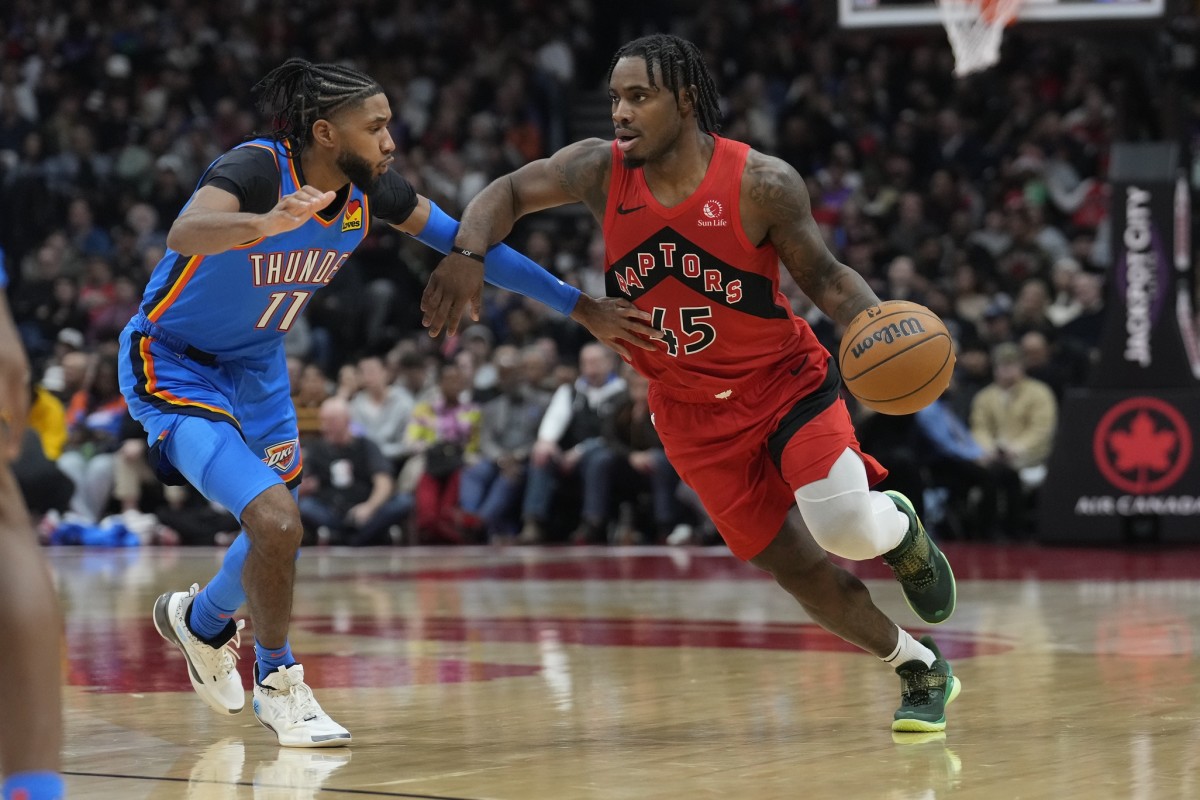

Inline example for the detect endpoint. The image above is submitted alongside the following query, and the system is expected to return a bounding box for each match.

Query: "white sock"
[882,626,935,668]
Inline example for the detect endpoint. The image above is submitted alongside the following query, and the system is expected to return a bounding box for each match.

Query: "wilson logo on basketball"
[342,199,363,232]
[848,317,928,359]
[263,439,299,472]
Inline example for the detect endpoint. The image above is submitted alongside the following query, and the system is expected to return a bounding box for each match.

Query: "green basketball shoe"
[882,490,956,624]
[893,635,962,733]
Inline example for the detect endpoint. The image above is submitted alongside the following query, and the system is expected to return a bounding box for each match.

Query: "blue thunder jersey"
[133,138,370,359]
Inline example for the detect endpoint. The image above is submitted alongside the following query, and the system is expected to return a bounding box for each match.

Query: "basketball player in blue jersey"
[0,253,65,800]
[119,58,660,747]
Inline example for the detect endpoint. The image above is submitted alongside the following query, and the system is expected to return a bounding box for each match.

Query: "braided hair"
[606,35,721,133]
[252,58,383,155]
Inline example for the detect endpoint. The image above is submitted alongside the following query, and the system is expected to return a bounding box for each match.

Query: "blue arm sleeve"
[410,201,582,317]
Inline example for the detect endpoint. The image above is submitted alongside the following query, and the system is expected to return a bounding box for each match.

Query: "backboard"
[839,0,1165,28]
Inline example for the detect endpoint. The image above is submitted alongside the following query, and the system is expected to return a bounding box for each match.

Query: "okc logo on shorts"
[263,439,299,472]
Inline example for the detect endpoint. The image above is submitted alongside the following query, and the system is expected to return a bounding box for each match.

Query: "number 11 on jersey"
[256,290,312,332]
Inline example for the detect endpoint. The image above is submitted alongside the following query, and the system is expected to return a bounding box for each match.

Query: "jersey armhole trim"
[601,140,624,252]
[730,143,763,255]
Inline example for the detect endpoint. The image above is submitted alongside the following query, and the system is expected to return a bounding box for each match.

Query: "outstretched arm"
[743,152,880,327]
[454,137,613,255]
[398,196,581,316]
[417,142,660,357]
[420,139,614,337]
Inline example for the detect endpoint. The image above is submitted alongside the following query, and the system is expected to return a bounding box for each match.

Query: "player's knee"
[241,485,303,556]
[796,493,881,561]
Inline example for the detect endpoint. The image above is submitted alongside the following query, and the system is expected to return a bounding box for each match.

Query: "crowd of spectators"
[3,0,1198,545]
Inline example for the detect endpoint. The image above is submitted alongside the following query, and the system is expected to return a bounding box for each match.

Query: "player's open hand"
[421,252,484,337]
[570,295,662,359]
[260,185,336,238]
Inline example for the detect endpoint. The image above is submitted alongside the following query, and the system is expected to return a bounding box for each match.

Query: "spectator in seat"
[298,397,395,545]
[519,342,626,545]
[402,360,481,543]
[349,355,412,467]
[458,345,550,541]
[293,362,331,443]
[914,396,1006,540]
[969,342,1058,537]
[601,366,680,544]
[57,357,128,521]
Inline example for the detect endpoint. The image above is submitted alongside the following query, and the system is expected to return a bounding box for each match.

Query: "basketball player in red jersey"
[422,34,960,732]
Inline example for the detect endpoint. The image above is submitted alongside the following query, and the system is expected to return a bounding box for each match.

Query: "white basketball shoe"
[152,583,246,715]
[253,748,352,800]
[253,664,351,748]
[187,737,245,800]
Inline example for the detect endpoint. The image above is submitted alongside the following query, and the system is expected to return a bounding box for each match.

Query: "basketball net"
[937,0,1023,77]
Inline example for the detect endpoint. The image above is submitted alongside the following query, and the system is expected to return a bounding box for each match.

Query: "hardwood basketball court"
[55,540,1200,799]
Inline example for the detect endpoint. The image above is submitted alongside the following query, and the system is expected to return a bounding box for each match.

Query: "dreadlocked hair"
[607,34,721,133]
[252,58,383,155]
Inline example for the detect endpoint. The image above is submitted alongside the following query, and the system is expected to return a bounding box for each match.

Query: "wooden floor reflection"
[52,543,1200,799]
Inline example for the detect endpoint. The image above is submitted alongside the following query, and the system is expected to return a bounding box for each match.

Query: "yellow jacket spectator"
[27,385,67,461]
[970,343,1058,472]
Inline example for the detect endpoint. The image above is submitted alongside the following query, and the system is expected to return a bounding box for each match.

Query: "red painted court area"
[66,614,1011,694]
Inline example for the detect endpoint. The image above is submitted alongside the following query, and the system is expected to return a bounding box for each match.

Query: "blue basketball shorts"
[117,322,302,520]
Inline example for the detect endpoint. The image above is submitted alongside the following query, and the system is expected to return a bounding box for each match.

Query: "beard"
[337,150,381,191]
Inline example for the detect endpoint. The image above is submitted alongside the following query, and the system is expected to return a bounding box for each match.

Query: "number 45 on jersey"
[651,306,716,357]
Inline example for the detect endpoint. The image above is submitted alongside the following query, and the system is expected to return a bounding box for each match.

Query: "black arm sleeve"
[367,170,419,225]
[199,147,281,214]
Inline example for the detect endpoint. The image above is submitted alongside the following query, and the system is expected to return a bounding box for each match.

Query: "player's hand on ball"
[837,300,955,415]
[260,185,336,237]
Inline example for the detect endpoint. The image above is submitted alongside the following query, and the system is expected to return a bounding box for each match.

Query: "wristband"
[453,247,486,264]
[410,201,582,316]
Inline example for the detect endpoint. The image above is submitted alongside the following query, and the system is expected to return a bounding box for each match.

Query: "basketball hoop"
[937,0,1023,77]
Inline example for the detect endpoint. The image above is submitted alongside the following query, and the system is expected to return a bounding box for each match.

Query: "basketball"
[837,301,955,415]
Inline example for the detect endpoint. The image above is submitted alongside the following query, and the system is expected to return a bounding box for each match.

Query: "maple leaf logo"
[1107,411,1177,473]
[1092,397,1193,495]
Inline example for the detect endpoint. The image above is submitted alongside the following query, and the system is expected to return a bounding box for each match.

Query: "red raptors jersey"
[602,135,829,400]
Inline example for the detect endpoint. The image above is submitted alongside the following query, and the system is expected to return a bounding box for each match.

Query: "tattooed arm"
[420,139,612,336]
[452,137,613,253]
[742,151,880,327]
[420,140,659,355]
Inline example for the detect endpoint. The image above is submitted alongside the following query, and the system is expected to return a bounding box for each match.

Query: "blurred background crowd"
[2,0,1198,547]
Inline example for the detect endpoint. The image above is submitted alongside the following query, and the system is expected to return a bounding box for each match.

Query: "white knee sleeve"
[794,449,908,561]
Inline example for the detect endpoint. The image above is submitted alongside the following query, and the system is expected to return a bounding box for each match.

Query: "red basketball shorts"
[648,357,887,561]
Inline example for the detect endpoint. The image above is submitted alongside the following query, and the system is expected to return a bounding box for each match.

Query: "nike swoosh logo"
[616,203,646,215]
[788,355,810,376]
